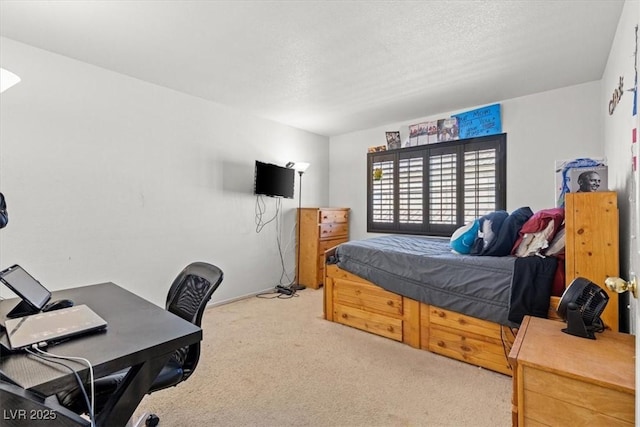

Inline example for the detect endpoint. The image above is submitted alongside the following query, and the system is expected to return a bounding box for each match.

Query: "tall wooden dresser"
[298,207,349,289]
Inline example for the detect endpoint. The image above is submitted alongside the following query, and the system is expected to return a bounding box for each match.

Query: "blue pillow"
[450,220,479,254]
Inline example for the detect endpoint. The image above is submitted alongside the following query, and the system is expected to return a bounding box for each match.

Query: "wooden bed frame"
[323,192,620,377]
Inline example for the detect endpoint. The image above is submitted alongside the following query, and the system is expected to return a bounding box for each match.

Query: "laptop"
[4,304,107,351]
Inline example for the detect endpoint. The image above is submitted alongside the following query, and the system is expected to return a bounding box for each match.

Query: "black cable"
[32,346,96,426]
[274,197,294,286]
[255,287,299,299]
[254,194,298,294]
[278,221,296,287]
[24,348,93,420]
[593,317,606,333]
[499,326,513,371]
[255,195,280,233]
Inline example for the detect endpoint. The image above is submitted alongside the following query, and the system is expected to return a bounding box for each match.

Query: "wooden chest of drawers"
[298,207,349,289]
[508,316,635,426]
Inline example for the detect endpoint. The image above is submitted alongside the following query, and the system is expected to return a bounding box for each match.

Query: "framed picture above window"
[367,133,507,236]
[385,131,401,150]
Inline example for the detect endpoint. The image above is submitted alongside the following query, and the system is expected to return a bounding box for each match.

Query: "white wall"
[602,3,640,419]
[601,0,639,335]
[0,38,330,306]
[329,82,603,240]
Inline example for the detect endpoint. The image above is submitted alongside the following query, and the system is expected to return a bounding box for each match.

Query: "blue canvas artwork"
[453,104,502,139]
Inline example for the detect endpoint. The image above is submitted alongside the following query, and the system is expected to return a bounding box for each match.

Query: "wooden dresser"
[509,316,635,426]
[298,207,349,289]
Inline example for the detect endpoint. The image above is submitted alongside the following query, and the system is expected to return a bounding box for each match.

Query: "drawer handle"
[437,311,445,318]
[387,326,394,332]
[461,345,471,352]
[341,313,348,319]
[387,300,394,306]
[437,340,445,347]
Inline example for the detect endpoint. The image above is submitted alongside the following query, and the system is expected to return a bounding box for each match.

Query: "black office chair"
[0,379,91,426]
[59,262,223,424]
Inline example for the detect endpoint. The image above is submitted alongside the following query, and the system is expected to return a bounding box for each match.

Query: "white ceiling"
[0,1,625,137]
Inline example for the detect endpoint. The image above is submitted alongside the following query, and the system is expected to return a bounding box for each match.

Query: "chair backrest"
[0,379,91,426]
[164,262,223,382]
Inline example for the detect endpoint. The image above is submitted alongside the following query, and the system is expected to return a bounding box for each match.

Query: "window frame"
[367,133,506,236]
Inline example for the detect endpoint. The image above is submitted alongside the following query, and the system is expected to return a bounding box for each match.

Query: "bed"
[323,192,620,376]
[328,235,558,326]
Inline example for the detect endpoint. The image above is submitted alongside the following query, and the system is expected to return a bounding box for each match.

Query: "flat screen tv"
[254,161,295,199]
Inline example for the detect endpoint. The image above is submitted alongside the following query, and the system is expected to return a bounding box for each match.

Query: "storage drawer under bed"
[423,306,515,375]
[332,277,405,341]
[333,278,403,316]
[334,304,403,342]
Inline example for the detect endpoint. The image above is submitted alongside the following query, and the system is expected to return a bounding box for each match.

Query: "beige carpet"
[134,289,512,426]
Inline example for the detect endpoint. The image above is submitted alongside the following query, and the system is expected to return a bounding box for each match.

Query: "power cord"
[275,285,295,296]
[500,326,514,372]
[29,344,96,427]
[254,194,300,297]
[24,347,92,420]
[256,286,299,299]
[274,197,295,286]
[255,195,281,233]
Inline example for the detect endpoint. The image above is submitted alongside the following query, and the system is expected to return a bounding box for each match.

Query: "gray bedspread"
[332,235,518,326]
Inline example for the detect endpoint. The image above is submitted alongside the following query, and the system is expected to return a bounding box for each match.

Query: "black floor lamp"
[286,161,310,291]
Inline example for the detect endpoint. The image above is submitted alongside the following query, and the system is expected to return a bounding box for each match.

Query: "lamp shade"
[293,162,310,172]
[0,68,21,93]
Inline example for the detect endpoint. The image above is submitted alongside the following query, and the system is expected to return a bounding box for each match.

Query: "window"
[370,153,395,224]
[367,133,506,236]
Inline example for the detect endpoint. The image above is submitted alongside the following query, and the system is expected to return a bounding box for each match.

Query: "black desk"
[0,282,202,427]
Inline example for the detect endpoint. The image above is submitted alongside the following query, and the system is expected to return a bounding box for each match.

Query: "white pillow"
[514,221,556,257]
[544,227,565,256]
